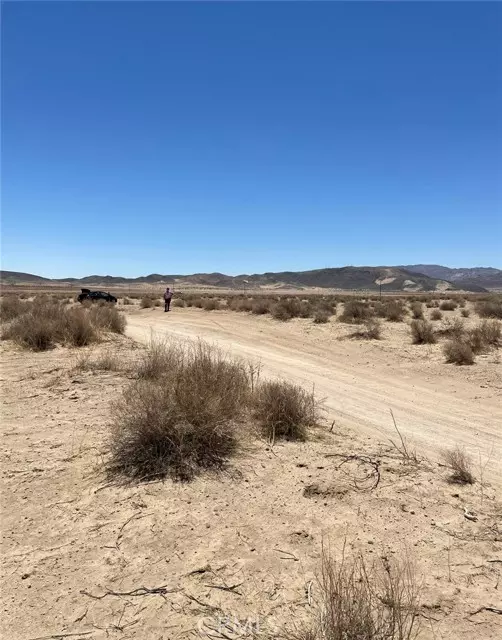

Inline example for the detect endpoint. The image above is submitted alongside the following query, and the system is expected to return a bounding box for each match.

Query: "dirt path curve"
[126,309,501,486]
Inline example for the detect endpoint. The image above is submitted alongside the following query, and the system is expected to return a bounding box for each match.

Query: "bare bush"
[460,308,470,318]
[441,446,475,484]
[410,302,424,319]
[2,312,57,351]
[443,339,475,365]
[293,549,421,640]
[313,310,330,324]
[74,349,123,372]
[440,300,457,311]
[339,301,374,324]
[122,297,132,305]
[107,342,249,481]
[89,305,126,334]
[351,319,382,340]
[430,309,442,321]
[140,297,153,309]
[475,297,502,319]
[202,298,221,311]
[384,300,406,322]
[410,320,436,345]
[172,298,186,308]
[0,296,25,321]
[468,320,501,354]
[253,380,320,442]
[251,300,271,315]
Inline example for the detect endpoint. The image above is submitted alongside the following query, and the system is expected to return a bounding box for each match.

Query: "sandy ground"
[1,308,501,640]
[126,307,502,487]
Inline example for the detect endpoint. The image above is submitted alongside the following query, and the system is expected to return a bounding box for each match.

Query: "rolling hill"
[0,266,492,292]
[402,265,502,290]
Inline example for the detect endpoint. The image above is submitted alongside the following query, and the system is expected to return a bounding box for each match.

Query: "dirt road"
[126,309,501,485]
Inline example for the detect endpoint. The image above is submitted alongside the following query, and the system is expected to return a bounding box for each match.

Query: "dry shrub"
[253,380,320,442]
[0,296,25,321]
[251,300,271,315]
[475,297,502,319]
[313,310,330,324]
[271,299,301,321]
[172,298,186,308]
[64,307,98,346]
[89,305,126,334]
[140,297,153,309]
[294,550,421,640]
[3,312,56,351]
[441,446,475,484]
[107,341,249,481]
[468,320,501,353]
[410,320,436,345]
[351,319,382,340]
[339,300,373,324]
[122,297,132,305]
[153,299,162,307]
[410,302,424,319]
[430,309,442,321]
[135,339,184,380]
[202,298,221,311]
[384,300,406,322]
[440,300,457,311]
[443,338,475,365]
[437,318,465,340]
[460,308,470,318]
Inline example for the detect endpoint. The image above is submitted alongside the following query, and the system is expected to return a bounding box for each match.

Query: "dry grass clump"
[293,550,421,640]
[437,318,465,340]
[441,446,475,484]
[339,300,373,324]
[460,308,470,318]
[475,297,502,319]
[430,309,442,321]
[172,298,186,308]
[0,296,25,321]
[410,320,436,345]
[253,380,320,442]
[443,338,475,365]
[140,297,154,309]
[107,341,249,481]
[410,302,424,319]
[74,349,124,372]
[439,300,457,311]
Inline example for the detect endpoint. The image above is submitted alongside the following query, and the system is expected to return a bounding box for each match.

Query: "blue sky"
[2,1,501,278]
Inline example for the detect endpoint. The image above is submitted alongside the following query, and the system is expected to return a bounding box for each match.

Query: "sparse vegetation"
[440,300,457,311]
[313,310,330,324]
[350,319,382,340]
[384,300,406,322]
[410,320,436,345]
[294,550,421,640]
[1,299,125,351]
[441,446,475,484]
[460,308,470,318]
[430,309,442,321]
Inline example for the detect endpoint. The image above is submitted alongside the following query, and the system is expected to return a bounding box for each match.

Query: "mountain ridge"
[2,265,499,292]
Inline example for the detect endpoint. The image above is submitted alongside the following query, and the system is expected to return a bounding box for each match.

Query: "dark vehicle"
[77,288,117,303]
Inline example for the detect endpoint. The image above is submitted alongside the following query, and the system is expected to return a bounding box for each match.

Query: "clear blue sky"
[2,1,501,278]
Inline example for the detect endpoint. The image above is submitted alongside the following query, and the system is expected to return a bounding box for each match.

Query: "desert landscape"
[1,287,501,640]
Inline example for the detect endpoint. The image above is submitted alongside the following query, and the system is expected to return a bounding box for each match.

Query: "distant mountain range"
[2,265,501,292]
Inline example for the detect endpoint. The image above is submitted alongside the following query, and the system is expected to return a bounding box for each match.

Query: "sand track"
[127,309,501,485]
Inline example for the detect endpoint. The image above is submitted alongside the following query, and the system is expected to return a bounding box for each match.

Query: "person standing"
[164,287,173,312]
